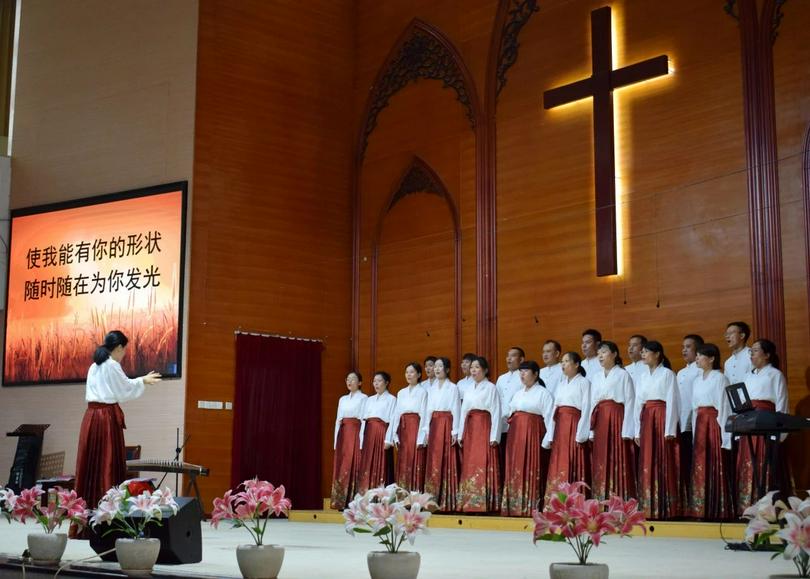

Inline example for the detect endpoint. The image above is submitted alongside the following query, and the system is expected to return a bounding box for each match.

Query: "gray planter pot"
[367,551,421,579]
[115,538,161,576]
[27,532,68,565]
[236,544,285,579]
[549,562,610,579]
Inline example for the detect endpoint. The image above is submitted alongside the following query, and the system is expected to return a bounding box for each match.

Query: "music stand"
[725,382,753,414]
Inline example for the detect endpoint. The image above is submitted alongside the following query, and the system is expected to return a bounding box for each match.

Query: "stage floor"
[0,519,795,578]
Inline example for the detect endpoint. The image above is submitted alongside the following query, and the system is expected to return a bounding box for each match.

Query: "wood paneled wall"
[351,0,810,485]
[186,0,810,503]
[186,0,354,502]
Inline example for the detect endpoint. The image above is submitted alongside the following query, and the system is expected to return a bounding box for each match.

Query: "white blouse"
[744,364,789,442]
[457,375,475,401]
[543,374,591,448]
[581,356,602,381]
[360,390,397,447]
[508,383,555,426]
[588,365,635,439]
[634,364,680,438]
[459,379,502,443]
[724,346,752,385]
[422,380,461,439]
[539,363,564,396]
[691,370,732,449]
[495,370,522,433]
[676,362,701,432]
[86,359,145,405]
[333,390,368,449]
[625,360,647,388]
[391,384,428,446]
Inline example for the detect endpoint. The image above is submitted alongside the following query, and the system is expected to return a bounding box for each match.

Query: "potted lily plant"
[211,478,291,579]
[742,490,810,578]
[533,482,647,579]
[0,486,90,565]
[90,480,178,575]
[343,484,437,579]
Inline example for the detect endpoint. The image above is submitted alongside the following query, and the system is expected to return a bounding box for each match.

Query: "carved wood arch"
[369,157,462,371]
[352,19,483,368]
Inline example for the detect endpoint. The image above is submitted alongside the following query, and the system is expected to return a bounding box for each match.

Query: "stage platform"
[0,518,794,579]
[289,501,749,540]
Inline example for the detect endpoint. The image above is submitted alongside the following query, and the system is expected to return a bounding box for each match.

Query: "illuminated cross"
[544,6,669,276]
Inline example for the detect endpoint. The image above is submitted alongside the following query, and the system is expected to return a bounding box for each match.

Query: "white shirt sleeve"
[664,370,680,438]
[774,369,789,442]
[490,386,502,443]
[451,386,461,437]
[621,370,636,439]
[575,378,591,444]
[717,373,733,449]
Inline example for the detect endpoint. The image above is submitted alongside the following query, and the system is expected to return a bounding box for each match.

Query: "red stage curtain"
[231,334,323,509]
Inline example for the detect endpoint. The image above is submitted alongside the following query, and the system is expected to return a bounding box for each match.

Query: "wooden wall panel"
[495,0,753,368]
[773,3,810,488]
[376,194,456,385]
[187,0,354,504]
[357,80,477,377]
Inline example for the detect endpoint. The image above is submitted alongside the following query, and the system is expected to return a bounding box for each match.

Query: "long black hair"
[642,340,671,369]
[93,331,129,365]
[563,351,587,377]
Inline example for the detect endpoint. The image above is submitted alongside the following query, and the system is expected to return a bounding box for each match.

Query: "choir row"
[330,323,789,520]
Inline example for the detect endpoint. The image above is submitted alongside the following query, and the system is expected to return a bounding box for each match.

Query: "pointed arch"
[356,18,482,161]
[369,157,461,370]
[352,19,482,368]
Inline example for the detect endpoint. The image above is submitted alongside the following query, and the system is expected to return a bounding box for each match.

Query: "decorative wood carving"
[725,0,789,41]
[358,21,477,160]
[495,0,539,97]
[352,19,482,369]
[370,157,462,370]
[544,6,669,277]
[729,0,788,364]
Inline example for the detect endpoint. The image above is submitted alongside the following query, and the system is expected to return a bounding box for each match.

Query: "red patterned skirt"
[75,402,127,509]
[546,406,590,497]
[357,418,393,493]
[395,413,425,491]
[590,400,636,500]
[638,400,681,519]
[330,418,362,510]
[424,411,459,512]
[689,407,734,520]
[458,410,500,512]
[501,411,547,516]
[735,400,778,516]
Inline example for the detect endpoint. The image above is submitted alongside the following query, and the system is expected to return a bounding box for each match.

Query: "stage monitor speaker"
[89,497,202,564]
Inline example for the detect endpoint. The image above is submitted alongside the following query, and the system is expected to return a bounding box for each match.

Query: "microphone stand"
[175,428,190,494]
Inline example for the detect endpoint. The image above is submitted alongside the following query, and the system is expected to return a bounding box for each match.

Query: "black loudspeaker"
[90,497,202,564]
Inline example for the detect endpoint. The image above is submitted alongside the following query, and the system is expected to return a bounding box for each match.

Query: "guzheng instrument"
[126,459,209,507]
[125,459,209,476]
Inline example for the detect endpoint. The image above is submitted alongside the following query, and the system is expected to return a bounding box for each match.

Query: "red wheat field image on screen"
[3,186,186,385]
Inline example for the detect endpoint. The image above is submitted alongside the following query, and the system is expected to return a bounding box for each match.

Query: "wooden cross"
[544,6,669,276]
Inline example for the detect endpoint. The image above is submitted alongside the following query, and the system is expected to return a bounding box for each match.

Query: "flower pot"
[236,544,285,579]
[115,538,161,576]
[367,551,421,579]
[549,562,609,579]
[27,532,68,565]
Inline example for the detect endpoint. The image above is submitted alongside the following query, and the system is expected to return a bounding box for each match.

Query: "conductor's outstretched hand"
[143,371,162,385]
